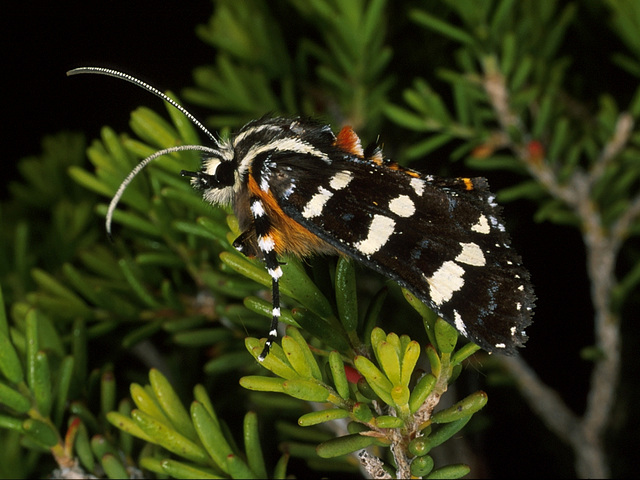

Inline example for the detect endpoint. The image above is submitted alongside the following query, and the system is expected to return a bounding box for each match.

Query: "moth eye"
[214,160,236,186]
[203,157,236,187]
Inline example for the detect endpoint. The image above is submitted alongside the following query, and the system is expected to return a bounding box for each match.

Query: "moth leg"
[248,196,283,361]
[232,229,260,258]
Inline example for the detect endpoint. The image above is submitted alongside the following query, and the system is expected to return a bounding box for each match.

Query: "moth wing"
[269,156,535,354]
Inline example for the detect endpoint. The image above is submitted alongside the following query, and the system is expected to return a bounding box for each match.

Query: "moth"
[68,67,535,360]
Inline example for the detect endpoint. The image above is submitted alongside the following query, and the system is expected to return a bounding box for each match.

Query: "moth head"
[181,148,238,206]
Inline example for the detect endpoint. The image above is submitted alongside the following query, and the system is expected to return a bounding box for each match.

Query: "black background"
[3,0,213,178]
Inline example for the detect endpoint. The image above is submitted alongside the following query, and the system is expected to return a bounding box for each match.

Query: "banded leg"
[248,197,283,361]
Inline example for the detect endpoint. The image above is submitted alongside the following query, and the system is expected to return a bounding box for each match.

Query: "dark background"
[3,1,636,478]
[3,0,213,177]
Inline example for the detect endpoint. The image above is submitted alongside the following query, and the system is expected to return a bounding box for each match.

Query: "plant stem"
[482,66,636,479]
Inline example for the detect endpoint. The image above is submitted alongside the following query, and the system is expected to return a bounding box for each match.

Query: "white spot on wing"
[354,215,395,256]
[389,194,416,218]
[283,181,296,199]
[302,186,333,218]
[426,261,465,306]
[453,310,467,336]
[329,170,354,190]
[410,177,425,196]
[471,214,490,234]
[489,215,506,232]
[455,242,486,266]
[260,176,270,192]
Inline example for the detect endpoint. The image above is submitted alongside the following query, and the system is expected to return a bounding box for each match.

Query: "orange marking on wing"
[385,161,421,178]
[334,126,364,157]
[462,178,474,190]
[246,175,337,257]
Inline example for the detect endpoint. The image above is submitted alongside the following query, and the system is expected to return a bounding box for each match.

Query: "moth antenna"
[106,144,220,238]
[67,67,222,238]
[67,66,219,145]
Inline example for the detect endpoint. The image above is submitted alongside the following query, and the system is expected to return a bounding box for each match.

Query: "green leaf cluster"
[186,0,392,135]
[238,262,485,477]
[107,369,285,479]
[387,0,640,234]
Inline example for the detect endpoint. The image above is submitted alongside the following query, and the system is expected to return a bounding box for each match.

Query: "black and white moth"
[68,67,535,360]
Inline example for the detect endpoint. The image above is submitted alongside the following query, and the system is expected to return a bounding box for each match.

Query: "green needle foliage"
[2,0,640,478]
